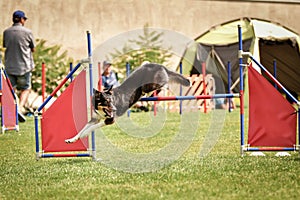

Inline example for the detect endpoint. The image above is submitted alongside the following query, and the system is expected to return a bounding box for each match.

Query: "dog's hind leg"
[65,121,106,144]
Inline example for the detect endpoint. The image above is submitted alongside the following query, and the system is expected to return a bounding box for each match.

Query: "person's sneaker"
[18,112,26,122]
[140,106,149,112]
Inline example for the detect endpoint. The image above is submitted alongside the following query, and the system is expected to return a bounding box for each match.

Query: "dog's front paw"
[65,138,77,144]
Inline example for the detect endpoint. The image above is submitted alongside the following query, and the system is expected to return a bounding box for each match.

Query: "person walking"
[3,10,35,121]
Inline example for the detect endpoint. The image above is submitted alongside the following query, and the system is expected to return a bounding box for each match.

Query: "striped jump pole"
[140,93,239,102]
[98,62,102,91]
[202,62,207,113]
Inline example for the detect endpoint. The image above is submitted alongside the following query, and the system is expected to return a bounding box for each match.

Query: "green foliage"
[32,39,74,95]
[109,24,172,81]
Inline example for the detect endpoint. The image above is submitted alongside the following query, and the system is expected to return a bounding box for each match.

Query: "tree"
[0,36,74,96]
[108,24,172,81]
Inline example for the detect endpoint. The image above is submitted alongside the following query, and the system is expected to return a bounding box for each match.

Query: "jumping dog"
[65,63,190,143]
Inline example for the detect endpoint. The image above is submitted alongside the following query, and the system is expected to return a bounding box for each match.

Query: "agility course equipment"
[0,66,19,133]
[140,94,238,102]
[34,32,96,159]
[238,25,300,155]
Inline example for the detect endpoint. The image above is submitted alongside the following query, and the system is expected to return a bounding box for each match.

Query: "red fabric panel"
[248,65,296,147]
[1,73,17,129]
[41,71,88,152]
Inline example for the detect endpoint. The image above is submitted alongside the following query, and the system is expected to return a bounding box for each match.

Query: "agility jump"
[238,25,299,155]
[0,66,19,133]
[34,32,96,160]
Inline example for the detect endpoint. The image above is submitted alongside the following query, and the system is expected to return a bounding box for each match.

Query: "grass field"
[0,109,299,200]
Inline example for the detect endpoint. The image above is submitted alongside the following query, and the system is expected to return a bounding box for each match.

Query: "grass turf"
[0,109,299,199]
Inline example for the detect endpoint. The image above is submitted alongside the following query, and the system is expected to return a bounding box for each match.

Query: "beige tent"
[181,17,300,95]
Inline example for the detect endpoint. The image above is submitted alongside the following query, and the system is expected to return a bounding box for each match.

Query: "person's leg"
[16,72,32,114]
[7,73,27,121]
[19,89,30,113]
[7,74,18,89]
[7,74,21,108]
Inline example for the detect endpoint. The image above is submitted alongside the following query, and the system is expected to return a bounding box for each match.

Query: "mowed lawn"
[0,109,299,200]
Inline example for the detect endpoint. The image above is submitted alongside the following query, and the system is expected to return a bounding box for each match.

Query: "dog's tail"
[166,69,190,87]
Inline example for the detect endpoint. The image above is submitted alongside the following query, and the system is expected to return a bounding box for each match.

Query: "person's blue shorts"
[7,72,32,90]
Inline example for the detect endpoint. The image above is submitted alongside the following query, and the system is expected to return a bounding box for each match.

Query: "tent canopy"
[182,17,300,94]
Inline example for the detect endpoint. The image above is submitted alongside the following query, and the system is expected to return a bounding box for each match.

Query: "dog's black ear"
[105,85,113,95]
[93,88,99,94]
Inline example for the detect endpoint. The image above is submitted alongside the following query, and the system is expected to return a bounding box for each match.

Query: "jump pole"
[238,25,245,156]
[126,62,131,117]
[42,62,46,104]
[179,62,183,115]
[202,62,207,113]
[227,61,232,112]
[86,31,96,160]
[140,93,239,102]
[98,62,102,91]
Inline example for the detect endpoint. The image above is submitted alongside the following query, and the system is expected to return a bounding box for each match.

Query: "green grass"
[0,109,300,200]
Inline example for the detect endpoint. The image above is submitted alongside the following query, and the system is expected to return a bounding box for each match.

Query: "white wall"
[1,0,299,61]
